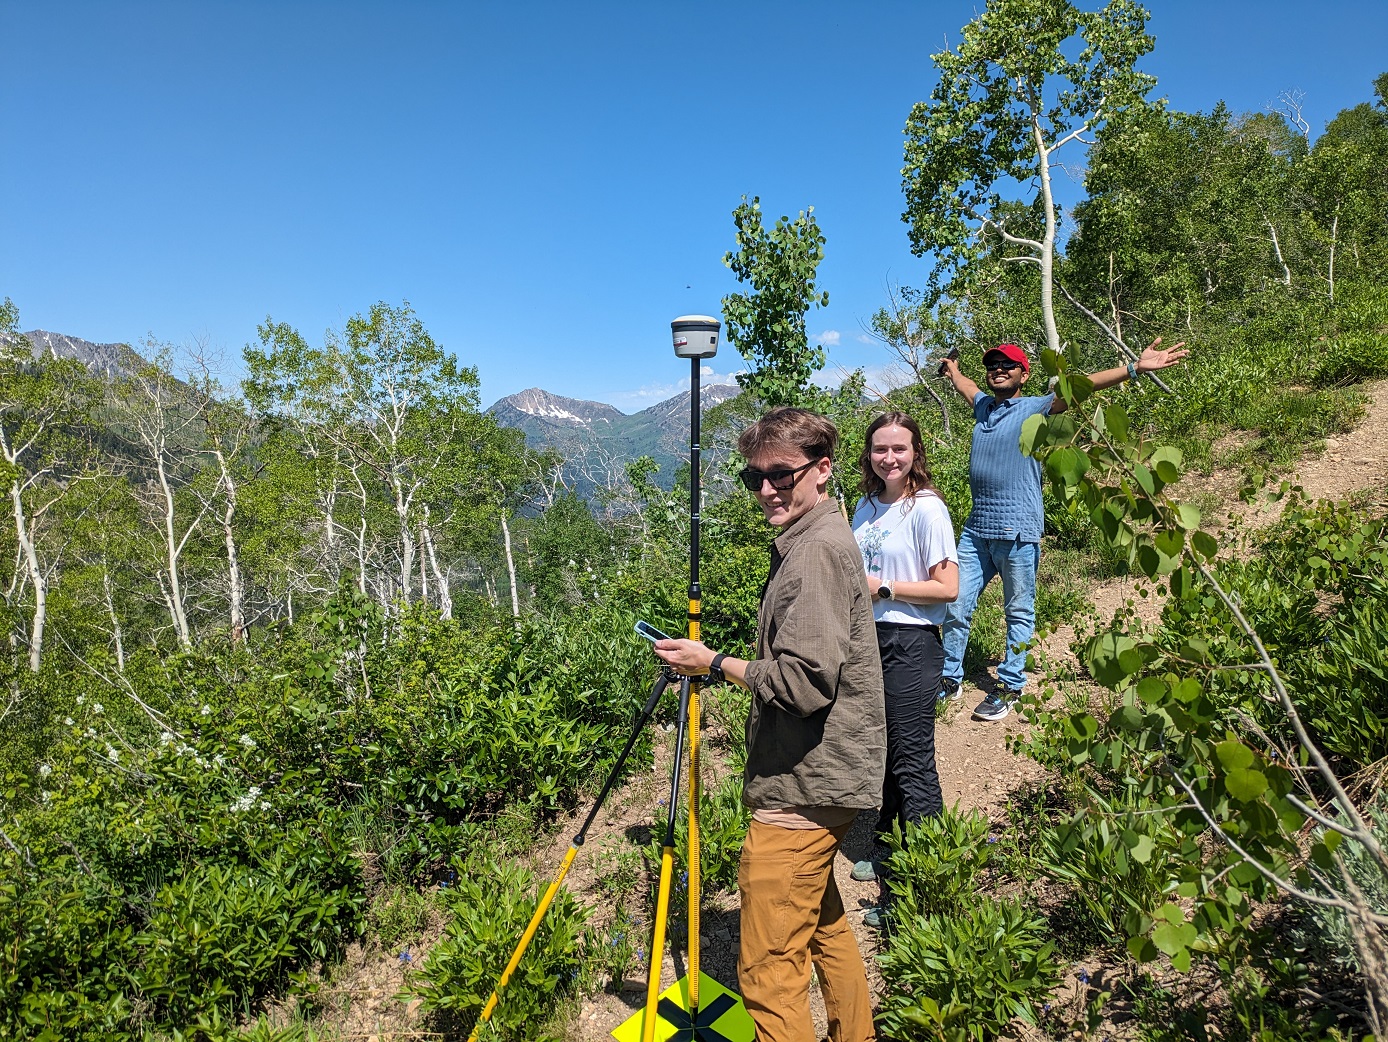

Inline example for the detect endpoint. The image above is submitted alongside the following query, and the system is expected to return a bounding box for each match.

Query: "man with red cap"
[939,339,1188,720]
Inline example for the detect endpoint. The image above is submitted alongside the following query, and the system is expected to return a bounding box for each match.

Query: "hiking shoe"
[973,689,1020,722]
[938,677,963,702]
[850,859,878,882]
[862,905,891,929]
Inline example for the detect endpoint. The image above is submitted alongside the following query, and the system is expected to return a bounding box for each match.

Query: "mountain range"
[11,328,740,495]
[15,330,144,379]
[487,383,742,491]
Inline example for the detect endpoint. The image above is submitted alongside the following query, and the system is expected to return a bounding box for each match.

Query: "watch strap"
[708,653,727,685]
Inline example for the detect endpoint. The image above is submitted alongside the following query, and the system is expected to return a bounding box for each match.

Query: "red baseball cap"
[983,343,1029,373]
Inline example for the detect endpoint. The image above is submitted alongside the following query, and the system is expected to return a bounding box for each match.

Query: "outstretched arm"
[940,356,982,403]
[1049,337,1190,415]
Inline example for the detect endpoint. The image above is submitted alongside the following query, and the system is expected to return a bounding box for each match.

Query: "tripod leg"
[641,675,691,1042]
[466,671,674,1042]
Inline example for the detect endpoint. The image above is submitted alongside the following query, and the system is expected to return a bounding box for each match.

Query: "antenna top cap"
[671,315,720,359]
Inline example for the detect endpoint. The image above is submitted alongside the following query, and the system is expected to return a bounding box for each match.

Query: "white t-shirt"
[852,490,958,627]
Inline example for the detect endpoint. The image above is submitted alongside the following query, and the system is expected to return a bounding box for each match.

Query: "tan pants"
[737,820,876,1042]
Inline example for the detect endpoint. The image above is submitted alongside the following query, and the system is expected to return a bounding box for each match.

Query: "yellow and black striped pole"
[640,346,710,1040]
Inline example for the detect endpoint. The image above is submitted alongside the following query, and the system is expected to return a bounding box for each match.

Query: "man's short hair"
[737,407,839,464]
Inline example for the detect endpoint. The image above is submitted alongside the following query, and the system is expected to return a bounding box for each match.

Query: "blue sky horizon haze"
[3,1,1385,412]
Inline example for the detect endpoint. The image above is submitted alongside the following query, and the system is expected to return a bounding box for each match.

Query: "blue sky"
[3,1,1385,412]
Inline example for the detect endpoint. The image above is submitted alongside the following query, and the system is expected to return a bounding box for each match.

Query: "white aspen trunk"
[356,514,369,596]
[9,480,44,672]
[1033,115,1061,355]
[393,485,414,605]
[101,560,125,671]
[155,455,191,647]
[212,450,244,644]
[422,521,452,620]
[500,510,521,627]
[287,588,294,625]
[1267,219,1292,286]
[1328,211,1339,303]
[417,522,429,603]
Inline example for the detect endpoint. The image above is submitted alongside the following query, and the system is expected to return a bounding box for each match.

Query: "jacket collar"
[771,498,840,557]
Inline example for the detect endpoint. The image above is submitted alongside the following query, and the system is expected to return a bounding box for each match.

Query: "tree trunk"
[422,520,452,620]
[500,510,521,627]
[1266,219,1292,287]
[1329,211,1339,303]
[9,480,44,672]
[1033,115,1061,355]
[101,559,125,671]
[211,450,244,645]
[155,457,191,647]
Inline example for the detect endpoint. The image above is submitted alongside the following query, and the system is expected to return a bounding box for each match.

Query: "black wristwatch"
[707,653,727,685]
[877,581,893,601]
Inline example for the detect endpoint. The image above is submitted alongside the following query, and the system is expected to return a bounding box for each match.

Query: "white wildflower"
[85,727,98,739]
[160,731,174,745]
[64,717,74,727]
[238,734,257,750]
[259,800,271,811]
[230,785,263,813]
[104,744,120,764]
[200,704,212,716]
[76,695,84,705]
[38,764,52,778]
[213,753,226,767]
[92,703,103,715]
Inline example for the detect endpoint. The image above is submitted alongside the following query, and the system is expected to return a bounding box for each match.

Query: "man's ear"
[814,457,833,490]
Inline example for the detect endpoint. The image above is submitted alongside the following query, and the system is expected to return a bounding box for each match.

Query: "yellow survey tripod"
[467,317,738,1042]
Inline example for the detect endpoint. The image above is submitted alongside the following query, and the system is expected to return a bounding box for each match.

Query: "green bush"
[877,896,1061,1042]
[883,806,992,919]
[413,857,589,1041]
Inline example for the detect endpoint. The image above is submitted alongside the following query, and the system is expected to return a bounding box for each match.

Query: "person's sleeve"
[972,391,991,422]
[741,542,854,718]
[1030,392,1056,416]
[915,498,959,572]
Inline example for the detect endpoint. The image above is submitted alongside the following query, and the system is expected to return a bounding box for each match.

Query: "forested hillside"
[2,1,1387,1039]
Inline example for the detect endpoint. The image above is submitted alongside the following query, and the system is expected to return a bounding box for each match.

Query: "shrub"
[877,896,1061,1042]
[413,857,589,1042]
[883,806,992,919]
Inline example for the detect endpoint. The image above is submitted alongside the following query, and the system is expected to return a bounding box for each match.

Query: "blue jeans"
[942,531,1040,691]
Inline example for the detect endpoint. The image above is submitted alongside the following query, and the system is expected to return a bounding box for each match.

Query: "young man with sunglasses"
[654,406,885,1042]
[940,339,1188,721]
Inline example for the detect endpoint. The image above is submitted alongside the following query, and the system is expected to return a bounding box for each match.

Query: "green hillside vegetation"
[3,2,1388,1038]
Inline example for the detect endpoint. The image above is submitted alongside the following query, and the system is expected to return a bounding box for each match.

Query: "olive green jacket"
[742,499,887,810]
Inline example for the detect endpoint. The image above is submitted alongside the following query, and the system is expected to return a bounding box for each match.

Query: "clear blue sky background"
[3,1,1385,412]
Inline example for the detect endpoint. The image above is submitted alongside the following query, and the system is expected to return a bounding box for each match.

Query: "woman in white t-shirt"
[851,412,959,882]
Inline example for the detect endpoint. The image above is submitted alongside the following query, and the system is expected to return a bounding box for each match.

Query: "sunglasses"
[737,459,819,492]
[984,359,1023,373]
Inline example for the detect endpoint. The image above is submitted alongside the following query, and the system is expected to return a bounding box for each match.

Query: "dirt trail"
[325,379,1388,1041]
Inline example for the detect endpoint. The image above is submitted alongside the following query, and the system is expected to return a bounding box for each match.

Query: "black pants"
[876,622,944,833]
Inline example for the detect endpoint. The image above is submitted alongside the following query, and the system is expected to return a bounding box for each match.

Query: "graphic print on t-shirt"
[858,522,888,576]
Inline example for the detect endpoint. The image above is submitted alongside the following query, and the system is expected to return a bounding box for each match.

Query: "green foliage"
[647,767,749,896]
[901,0,1155,353]
[883,807,992,919]
[412,857,589,1041]
[876,897,1061,1042]
[721,195,832,409]
[1008,343,1385,1030]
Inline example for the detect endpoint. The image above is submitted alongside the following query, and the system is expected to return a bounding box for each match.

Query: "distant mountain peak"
[14,330,143,380]
[492,388,625,426]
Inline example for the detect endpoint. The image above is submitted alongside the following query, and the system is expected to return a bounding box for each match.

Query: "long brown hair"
[858,411,936,511]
